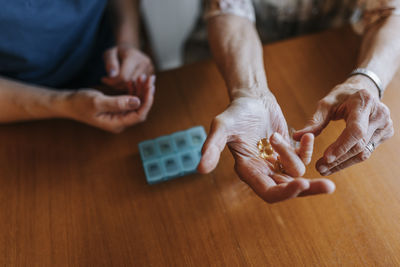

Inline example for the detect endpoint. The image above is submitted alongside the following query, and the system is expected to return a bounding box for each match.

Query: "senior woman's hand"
[294,76,394,176]
[198,95,335,203]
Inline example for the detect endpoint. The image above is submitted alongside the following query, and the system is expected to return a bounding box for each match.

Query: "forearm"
[110,0,141,48]
[0,78,66,122]
[355,15,400,92]
[207,15,272,100]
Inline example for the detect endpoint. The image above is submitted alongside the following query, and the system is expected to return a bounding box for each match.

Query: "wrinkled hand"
[102,44,154,90]
[198,96,335,203]
[294,78,394,176]
[62,75,155,133]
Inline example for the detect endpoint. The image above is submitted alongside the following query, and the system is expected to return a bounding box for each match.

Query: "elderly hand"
[61,75,155,133]
[294,76,394,176]
[101,44,154,90]
[198,95,335,203]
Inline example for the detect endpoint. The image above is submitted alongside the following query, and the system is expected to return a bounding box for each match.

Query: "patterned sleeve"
[353,0,400,33]
[204,0,256,23]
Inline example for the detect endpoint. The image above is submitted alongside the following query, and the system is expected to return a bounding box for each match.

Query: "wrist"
[116,25,140,49]
[51,90,76,119]
[116,41,140,50]
[230,85,276,101]
[344,75,381,99]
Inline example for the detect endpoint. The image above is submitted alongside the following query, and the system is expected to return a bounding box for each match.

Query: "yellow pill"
[261,138,269,146]
[257,138,268,149]
[264,146,274,155]
[257,142,264,151]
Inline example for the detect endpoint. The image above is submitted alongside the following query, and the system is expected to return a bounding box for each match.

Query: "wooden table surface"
[1,27,399,266]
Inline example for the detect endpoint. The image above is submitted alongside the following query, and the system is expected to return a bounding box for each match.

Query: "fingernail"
[128,98,140,108]
[140,74,147,81]
[326,155,336,164]
[151,85,156,95]
[109,69,117,77]
[271,133,282,144]
[318,165,328,173]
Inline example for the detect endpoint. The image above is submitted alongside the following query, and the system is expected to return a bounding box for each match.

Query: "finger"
[101,77,127,90]
[197,117,228,174]
[135,75,156,116]
[270,132,306,177]
[298,133,314,165]
[318,122,392,175]
[120,57,139,82]
[320,151,368,176]
[104,48,120,78]
[127,81,135,96]
[145,62,155,76]
[96,95,141,113]
[234,158,310,203]
[298,178,336,196]
[118,75,156,127]
[131,64,150,82]
[134,74,147,99]
[293,102,330,141]
[260,179,310,204]
[323,101,372,164]
[316,121,379,174]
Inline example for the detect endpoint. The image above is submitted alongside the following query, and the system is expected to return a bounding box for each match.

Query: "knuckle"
[329,159,341,169]
[335,145,347,157]
[388,125,395,138]
[212,116,228,131]
[359,138,368,148]
[350,122,365,139]
[357,89,373,101]
[387,118,394,128]
[308,117,320,125]
[350,142,364,155]
[294,165,306,177]
[91,96,100,109]
[385,119,394,133]
[317,99,331,110]
[359,151,371,161]
[379,104,391,118]
[288,163,306,177]
[383,123,395,140]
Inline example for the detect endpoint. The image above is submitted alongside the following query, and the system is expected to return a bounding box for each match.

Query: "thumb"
[96,95,141,113]
[104,48,120,77]
[293,103,330,141]
[197,118,228,174]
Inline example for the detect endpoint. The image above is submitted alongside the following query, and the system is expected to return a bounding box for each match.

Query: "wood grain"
[0,27,399,266]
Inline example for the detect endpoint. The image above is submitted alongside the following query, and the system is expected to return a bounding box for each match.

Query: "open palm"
[198,96,335,203]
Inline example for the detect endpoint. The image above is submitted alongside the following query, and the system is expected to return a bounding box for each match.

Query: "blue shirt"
[0,0,113,88]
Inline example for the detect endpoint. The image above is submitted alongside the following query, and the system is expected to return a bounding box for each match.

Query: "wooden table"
[1,27,399,266]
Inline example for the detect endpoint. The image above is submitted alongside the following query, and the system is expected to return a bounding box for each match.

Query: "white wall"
[141,0,201,71]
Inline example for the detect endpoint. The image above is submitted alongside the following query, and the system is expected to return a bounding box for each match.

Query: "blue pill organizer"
[138,126,207,184]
